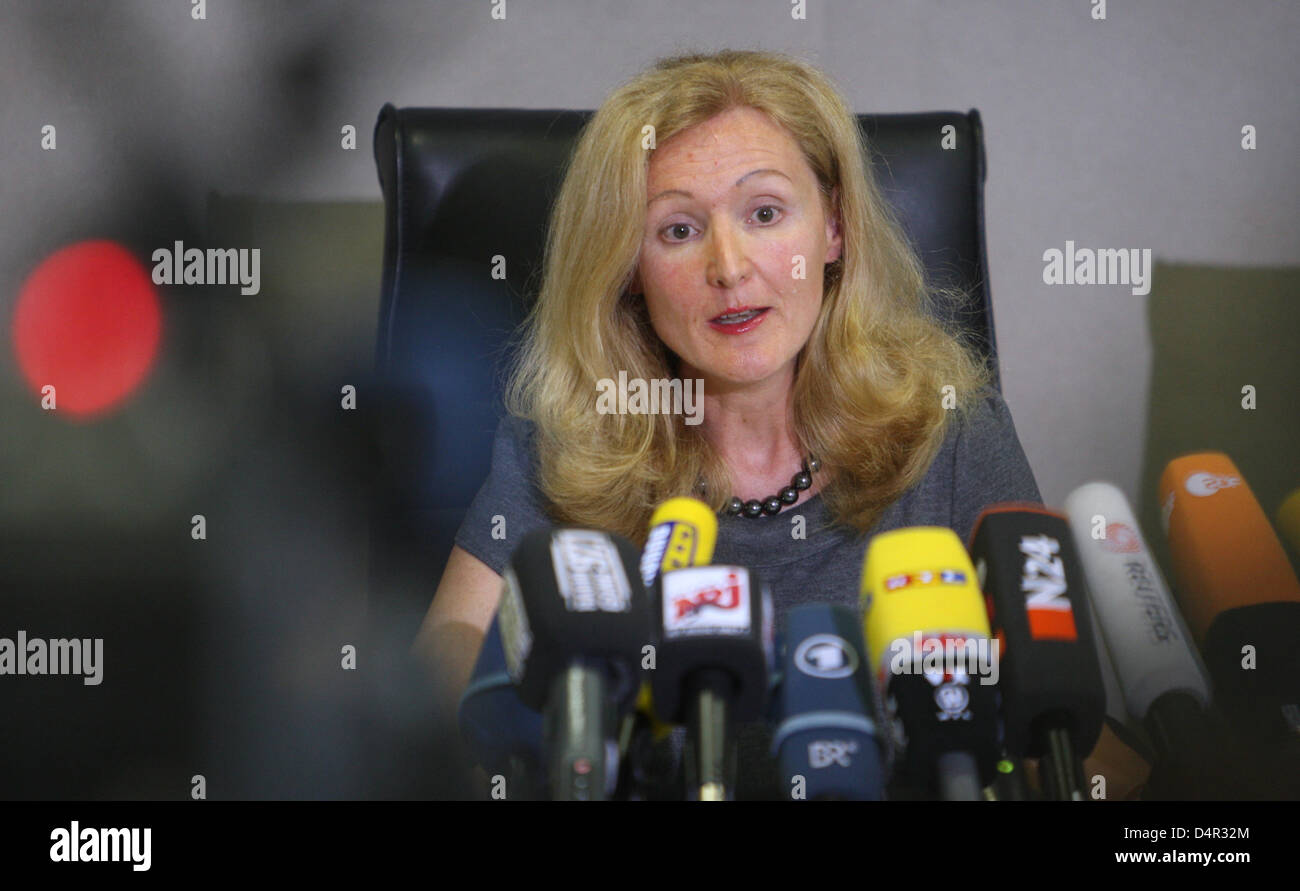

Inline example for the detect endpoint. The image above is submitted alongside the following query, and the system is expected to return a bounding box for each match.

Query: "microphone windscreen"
[1158,452,1300,639]
[1159,453,1300,732]
[773,603,886,800]
[500,526,650,710]
[1064,481,1210,720]
[650,565,773,723]
[636,496,720,736]
[860,526,1000,787]
[860,526,990,671]
[641,496,718,587]
[969,505,1106,758]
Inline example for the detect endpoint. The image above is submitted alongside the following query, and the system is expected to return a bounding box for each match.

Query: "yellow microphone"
[859,526,996,799]
[860,527,990,672]
[637,497,719,740]
[642,496,719,587]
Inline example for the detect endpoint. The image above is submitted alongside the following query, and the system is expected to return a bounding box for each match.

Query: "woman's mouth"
[708,306,769,334]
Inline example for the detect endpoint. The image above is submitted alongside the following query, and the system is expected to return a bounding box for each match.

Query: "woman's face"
[633,105,842,392]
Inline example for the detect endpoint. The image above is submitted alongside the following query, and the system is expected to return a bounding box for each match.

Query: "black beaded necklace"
[700,456,821,518]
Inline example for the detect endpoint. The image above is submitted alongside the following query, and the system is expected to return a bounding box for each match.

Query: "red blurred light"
[12,240,162,420]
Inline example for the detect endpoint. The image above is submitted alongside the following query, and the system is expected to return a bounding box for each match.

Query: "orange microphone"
[1158,452,1300,746]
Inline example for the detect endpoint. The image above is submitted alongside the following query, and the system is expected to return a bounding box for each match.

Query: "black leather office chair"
[369,104,1000,635]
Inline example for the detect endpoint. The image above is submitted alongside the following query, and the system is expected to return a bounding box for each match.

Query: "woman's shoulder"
[453,413,550,574]
[948,386,1043,526]
[496,411,536,438]
[958,385,1011,428]
[943,386,1023,455]
[491,412,539,461]
[476,413,546,502]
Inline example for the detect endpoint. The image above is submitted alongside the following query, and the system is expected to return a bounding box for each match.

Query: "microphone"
[640,496,718,589]
[619,497,720,798]
[969,505,1106,800]
[457,613,544,798]
[498,526,651,800]
[1159,453,1300,746]
[860,526,1000,800]
[1063,482,1230,797]
[771,603,887,800]
[650,564,773,800]
[635,497,719,735]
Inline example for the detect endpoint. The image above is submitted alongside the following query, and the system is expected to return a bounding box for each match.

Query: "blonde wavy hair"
[505,48,994,545]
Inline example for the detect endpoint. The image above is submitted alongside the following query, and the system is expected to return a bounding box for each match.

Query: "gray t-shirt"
[452,388,1042,798]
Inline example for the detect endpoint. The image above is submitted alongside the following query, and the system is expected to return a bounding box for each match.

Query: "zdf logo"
[1184,472,1241,497]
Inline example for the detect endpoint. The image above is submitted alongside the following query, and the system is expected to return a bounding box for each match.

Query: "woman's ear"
[825,185,843,265]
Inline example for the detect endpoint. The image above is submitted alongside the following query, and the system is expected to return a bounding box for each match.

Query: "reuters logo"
[1101,522,1142,554]
[1184,472,1241,497]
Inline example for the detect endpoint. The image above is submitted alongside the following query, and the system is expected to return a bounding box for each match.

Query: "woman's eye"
[661,206,782,241]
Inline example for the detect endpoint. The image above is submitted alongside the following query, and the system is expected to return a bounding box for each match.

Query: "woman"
[415,49,1148,799]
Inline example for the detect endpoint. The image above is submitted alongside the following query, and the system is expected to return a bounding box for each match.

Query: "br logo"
[808,740,859,769]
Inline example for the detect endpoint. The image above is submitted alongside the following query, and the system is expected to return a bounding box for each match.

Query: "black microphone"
[771,603,887,800]
[969,505,1106,800]
[650,565,773,800]
[498,526,651,800]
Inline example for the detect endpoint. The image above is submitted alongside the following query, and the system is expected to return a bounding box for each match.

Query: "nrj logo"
[595,371,703,426]
[660,566,754,638]
[673,571,742,619]
[1184,472,1241,497]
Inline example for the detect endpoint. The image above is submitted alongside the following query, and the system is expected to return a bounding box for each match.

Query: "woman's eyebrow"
[648,168,793,206]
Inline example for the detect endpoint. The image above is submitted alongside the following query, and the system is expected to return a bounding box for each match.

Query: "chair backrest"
[369,105,1000,625]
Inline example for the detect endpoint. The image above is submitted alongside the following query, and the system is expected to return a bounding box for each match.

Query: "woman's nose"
[707,219,750,289]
